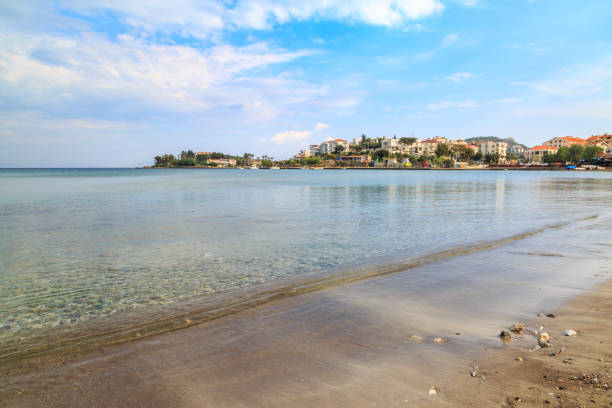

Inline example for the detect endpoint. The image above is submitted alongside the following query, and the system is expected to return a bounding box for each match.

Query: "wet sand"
[1,216,611,407]
[440,280,612,407]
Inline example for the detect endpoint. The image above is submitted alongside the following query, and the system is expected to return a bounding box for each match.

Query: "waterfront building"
[316,139,350,155]
[525,145,558,163]
[381,137,401,153]
[294,150,311,159]
[542,136,586,148]
[340,155,371,164]
[477,141,507,160]
[586,134,612,154]
[207,158,237,167]
[507,145,525,156]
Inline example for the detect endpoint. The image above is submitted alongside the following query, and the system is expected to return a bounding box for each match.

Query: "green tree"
[582,145,603,162]
[484,153,500,165]
[399,137,417,146]
[372,149,389,161]
[568,145,584,164]
[435,143,451,157]
[303,157,321,166]
[334,145,346,155]
[556,146,570,163]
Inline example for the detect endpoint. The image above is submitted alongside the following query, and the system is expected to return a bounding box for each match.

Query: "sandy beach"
[1,213,611,407]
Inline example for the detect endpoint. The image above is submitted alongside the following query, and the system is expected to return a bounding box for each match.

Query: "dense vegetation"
[542,145,603,165]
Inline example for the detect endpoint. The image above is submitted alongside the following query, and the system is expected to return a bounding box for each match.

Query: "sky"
[1,0,611,167]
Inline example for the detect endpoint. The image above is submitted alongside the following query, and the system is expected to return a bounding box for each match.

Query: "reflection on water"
[0,169,611,353]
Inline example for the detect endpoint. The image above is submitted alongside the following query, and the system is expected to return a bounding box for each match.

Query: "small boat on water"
[249,165,259,169]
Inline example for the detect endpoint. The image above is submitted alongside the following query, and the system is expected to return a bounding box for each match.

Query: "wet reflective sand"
[1,213,610,407]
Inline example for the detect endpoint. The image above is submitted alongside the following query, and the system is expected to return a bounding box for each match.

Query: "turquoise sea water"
[1,169,611,355]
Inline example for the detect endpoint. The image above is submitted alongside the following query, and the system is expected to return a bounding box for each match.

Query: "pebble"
[562,329,577,336]
[428,386,439,396]
[499,330,512,341]
[470,371,478,377]
[433,337,446,344]
[516,356,524,362]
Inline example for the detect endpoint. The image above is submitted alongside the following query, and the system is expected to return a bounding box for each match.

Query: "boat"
[249,165,258,169]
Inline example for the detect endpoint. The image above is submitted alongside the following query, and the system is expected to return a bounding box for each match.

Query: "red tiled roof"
[530,145,559,151]
[561,136,586,144]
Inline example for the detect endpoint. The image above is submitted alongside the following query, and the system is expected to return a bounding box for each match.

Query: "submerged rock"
[499,330,512,341]
[510,323,526,334]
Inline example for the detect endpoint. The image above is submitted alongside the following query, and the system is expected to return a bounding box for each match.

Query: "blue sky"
[1,0,611,166]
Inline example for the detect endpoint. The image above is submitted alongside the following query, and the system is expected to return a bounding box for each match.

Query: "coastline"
[441,279,612,407]
[1,214,610,407]
[0,216,595,373]
[141,166,612,171]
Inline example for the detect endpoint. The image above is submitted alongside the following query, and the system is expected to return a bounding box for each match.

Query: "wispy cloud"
[264,122,330,145]
[445,72,477,82]
[513,99,612,119]
[511,60,612,96]
[441,33,459,48]
[270,130,312,144]
[427,98,520,109]
[426,99,479,109]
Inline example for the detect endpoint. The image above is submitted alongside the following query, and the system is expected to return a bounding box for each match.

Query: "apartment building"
[525,145,558,163]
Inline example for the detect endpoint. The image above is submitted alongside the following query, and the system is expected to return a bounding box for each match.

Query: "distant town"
[151,134,612,169]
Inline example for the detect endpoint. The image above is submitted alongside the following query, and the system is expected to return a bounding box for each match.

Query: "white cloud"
[314,122,329,131]
[445,72,477,82]
[441,33,459,47]
[270,130,312,144]
[513,99,612,119]
[485,98,520,105]
[426,99,479,109]
[426,98,520,109]
[511,61,612,96]
[57,0,447,37]
[0,31,324,119]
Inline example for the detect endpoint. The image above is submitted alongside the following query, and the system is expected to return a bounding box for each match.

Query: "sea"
[1,168,611,361]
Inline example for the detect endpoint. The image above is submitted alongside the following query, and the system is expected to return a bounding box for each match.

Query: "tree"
[473,151,483,162]
[582,145,603,162]
[334,145,346,155]
[399,137,417,146]
[303,157,321,166]
[372,149,389,161]
[484,153,500,165]
[435,143,451,157]
[451,144,473,162]
[195,154,208,164]
[568,145,584,164]
[556,146,570,163]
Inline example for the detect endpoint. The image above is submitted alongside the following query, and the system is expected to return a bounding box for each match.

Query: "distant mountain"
[464,136,529,150]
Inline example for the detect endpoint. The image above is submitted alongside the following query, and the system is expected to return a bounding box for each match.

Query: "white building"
[543,136,586,148]
[478,141,507,160]
[316,139,350,155]
[381,138,401,153]
[524,145,558,163]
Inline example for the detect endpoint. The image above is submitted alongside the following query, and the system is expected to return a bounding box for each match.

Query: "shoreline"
[0,217,593,374]
[440,280,612,407]
[1,214,610,407]
[141,166,612,171]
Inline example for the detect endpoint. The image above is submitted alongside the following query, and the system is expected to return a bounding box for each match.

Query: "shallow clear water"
[0,169,611,352]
